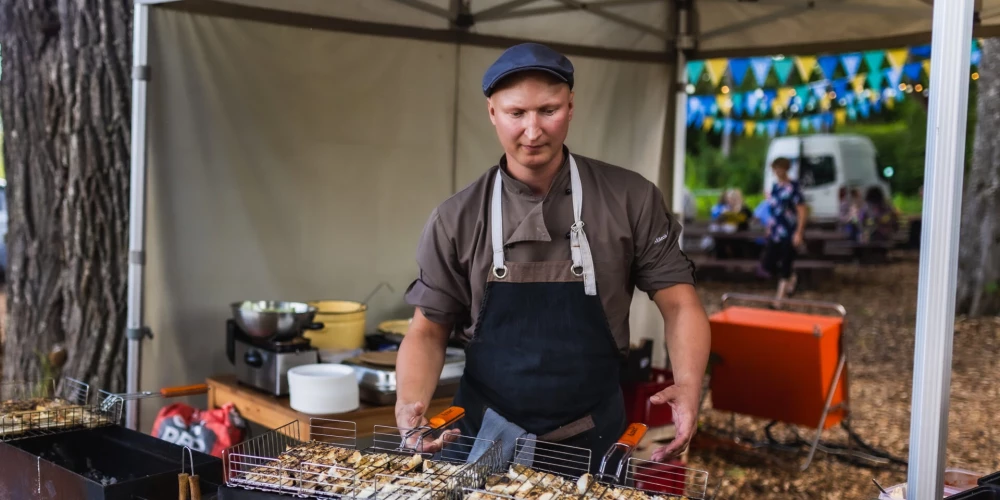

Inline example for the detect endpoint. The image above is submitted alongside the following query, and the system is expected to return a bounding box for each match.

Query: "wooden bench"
[821,240,894,264]
[689,255,835,287]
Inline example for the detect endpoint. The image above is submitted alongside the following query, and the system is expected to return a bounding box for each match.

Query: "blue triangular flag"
[756,121,766,136]
[734,120,745,135]
[872,97,883,113]
[910,45,932,59]
[746,91,761,118]
[713,119,724,133]
[731,93,745,117]
[778,119,789,135]
[841,53,863,79]
[847,104,857,121]
[687,60,706,85]
[767,120,779,137]
[904,62,923,82]
[812,115,824,132]
[818,55,840,79]
[723,118,734,136]
[824,112,835,127]
[832,79,849,98]
[729,58,750,87]
[694,113,705,128]
[972,48,982,66]
[812,82,829,101]
[864,50,885,74]
[858,98,870,118]
[885,67,903,89]
[750,57,773,86]
[773,58,795,84]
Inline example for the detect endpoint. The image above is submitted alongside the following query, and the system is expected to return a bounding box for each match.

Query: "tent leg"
[125,0,152,431]
[906,0,975,498]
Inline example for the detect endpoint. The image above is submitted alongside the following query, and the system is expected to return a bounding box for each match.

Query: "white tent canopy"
[129,1,979,497]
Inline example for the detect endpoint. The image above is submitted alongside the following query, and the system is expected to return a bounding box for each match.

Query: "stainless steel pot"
[230,301,323,340]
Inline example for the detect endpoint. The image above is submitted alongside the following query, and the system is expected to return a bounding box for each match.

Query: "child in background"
[757,157,808,300]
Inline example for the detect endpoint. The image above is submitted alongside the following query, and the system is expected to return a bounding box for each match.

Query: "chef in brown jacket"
[395,43,711,470]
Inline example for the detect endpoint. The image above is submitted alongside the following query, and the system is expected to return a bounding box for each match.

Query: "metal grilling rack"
[0,377,124,442]
[225,406,503,499]
[462,437,594,499]
[465,424,710,500]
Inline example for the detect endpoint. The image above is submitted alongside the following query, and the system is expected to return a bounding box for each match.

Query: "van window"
[795,155,837,188]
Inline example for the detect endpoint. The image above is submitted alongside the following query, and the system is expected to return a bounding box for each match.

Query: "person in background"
[839,187,862,240]
[719,188,753,231]
[858,186,899,243]
[756,157,808,299]
[709,190,729,222]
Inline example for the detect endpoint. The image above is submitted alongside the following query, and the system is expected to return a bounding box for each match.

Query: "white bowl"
[287,364,360,415]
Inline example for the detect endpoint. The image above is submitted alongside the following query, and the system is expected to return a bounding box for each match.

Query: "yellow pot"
[305,300,367,351]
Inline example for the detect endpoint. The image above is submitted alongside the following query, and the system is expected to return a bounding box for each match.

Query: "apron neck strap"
[490,155,598,296]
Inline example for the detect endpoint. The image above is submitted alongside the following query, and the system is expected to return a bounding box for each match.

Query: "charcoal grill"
[0,378,224,499]
[223,410,503,500]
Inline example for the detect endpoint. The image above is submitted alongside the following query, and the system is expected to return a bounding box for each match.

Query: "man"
[395,42,711,470]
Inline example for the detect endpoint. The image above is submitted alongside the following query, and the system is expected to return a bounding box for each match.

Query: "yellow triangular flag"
[716,95,733,116]
[789,119,800,134]
[852,74,867,95]
[886,97,896,110]
[923,60,932,78]
[886,48,909,69]
[703,117,714,132]
[795,56,818,82]
[835,109,847,125]
[745,121,756,137]
[778,87,796,105]
[705,58,729,87]
[821,94,833,111]
[870,91,880,104]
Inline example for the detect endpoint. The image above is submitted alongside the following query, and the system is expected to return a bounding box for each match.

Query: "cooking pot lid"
[357,351,398,367]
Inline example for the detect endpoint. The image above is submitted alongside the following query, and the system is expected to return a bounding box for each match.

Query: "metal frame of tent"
[124,1,979,497]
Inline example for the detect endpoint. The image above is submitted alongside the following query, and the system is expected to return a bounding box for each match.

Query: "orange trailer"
[707,293,849,471]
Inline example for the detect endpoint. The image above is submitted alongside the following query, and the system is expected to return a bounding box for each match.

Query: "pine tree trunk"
[956,38,1000,317]
[0,0,132,392]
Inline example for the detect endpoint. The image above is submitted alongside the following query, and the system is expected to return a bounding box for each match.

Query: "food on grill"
[466,465,689,500]
[0,397,102,437]
[239,441,467,498]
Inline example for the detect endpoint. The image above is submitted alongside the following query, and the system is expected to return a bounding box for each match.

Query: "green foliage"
[685,132,770,196]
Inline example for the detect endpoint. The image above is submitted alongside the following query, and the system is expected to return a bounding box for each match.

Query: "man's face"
[487,73,573,170]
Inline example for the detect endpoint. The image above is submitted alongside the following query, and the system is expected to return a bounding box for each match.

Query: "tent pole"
[906,0,974,497]
[125,0,152,431]
[671,50,687,219]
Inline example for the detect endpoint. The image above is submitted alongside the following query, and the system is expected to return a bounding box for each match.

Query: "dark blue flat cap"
[482,43,574,96]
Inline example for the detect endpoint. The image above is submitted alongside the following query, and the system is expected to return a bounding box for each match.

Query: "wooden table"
[206,374,454,441]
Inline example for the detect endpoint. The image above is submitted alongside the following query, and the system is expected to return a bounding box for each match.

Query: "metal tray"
[342,350,465,392]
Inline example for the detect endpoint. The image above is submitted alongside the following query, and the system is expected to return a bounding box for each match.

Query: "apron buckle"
[492,266,508,279]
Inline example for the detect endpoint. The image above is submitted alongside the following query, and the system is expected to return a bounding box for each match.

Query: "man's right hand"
[395,400,461,453]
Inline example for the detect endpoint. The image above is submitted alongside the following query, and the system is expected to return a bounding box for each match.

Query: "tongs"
[178,446,202,500]
[594,423,649,484]
[399,406,466,453]
[100,384,209,412]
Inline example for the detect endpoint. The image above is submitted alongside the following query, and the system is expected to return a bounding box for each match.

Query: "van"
[762,134,891,219]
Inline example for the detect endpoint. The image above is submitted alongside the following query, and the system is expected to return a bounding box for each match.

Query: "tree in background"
[957,38,1000,317]
[0,0,132,389]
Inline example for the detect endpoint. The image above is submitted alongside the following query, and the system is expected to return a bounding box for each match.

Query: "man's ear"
[567,90,574,121]
[487,97,497,126]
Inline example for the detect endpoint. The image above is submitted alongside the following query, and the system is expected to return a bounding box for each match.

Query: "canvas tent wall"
[131,1,985,496]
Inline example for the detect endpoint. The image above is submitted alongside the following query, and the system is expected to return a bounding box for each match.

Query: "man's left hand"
[647,382,701,462]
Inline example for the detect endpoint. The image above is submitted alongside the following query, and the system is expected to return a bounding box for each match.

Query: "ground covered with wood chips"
[685,251,1000,499]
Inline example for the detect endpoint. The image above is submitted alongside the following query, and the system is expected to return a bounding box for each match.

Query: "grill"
[224,416,504,499]
[0,378,223,500]
[1,378,122,442]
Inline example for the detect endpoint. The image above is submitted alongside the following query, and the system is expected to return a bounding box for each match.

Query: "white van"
[762,134,891,219]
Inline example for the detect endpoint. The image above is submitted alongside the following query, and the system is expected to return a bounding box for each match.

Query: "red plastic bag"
[151,403,247,457]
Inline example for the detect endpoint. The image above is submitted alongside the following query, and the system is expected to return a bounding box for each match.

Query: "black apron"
[452,155,627,473]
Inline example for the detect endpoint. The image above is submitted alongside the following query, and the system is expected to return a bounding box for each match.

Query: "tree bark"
[956,38,1000,317]
[0,0,132,393]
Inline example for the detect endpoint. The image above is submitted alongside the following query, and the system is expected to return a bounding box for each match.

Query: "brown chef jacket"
[404,147,695,351]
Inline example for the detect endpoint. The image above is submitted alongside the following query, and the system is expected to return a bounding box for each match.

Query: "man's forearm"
[654,286,711,390]
[395,311,450,412]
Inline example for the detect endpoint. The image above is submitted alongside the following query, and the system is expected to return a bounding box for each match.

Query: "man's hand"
[647,382,701,462]
[395,400,461,453]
